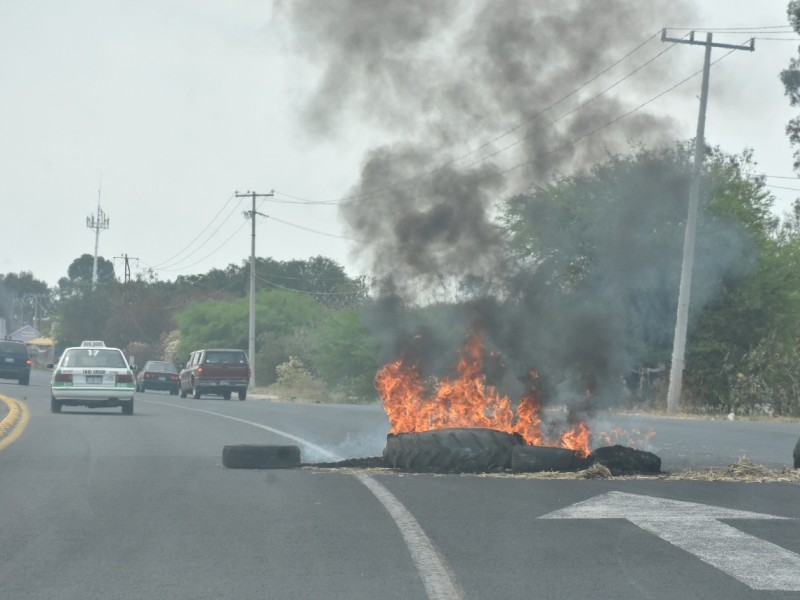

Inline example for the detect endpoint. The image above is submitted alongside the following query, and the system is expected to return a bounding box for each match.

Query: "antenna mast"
[86,182,110,291]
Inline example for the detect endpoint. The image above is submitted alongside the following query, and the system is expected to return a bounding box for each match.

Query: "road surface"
[0,369,798,599]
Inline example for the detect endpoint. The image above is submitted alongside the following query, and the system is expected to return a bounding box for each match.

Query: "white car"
[49,341,136,415]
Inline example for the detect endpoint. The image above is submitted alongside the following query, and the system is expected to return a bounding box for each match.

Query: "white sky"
[1,0,798,287]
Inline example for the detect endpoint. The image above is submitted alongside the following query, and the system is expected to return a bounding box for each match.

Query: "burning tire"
[382,428,523,473]
[793,438,799,469]
[511,445,585,473]
[588,444,661,475]
[222,444,301,469]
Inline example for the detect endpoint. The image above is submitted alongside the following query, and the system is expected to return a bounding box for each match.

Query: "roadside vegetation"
[2,144,800,415]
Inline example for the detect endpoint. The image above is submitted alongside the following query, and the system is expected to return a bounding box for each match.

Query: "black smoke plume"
[277,0,710,410]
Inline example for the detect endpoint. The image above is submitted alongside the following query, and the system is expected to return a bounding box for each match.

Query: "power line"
[460,35,686,172]
[668,25,792,32]
[279,30,668,207]
[148,194,238,269]
[766,184,800,191]
[254,274,367,296]
[266,215,361,241]
[154,196,244,271]
[155,219,250,273]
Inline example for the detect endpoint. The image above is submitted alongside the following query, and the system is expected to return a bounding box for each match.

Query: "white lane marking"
[540,491,800,591]
[144,399,463,600]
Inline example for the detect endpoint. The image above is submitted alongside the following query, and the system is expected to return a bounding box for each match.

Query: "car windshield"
[144,361,178,373]
[61,348,127,369]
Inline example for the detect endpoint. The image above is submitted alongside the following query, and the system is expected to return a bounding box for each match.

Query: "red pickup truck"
[179,348,251,400]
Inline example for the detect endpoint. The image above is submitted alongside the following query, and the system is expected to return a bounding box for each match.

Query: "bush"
[724,329,800,417]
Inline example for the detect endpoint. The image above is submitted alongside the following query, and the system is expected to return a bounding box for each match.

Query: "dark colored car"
[0,340,32,385]
[136,360,180,394]
[179,349,250,400]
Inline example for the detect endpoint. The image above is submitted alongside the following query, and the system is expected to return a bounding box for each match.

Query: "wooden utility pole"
[114,254,139,284]
[662,30,754,414]
[235,190,273,388]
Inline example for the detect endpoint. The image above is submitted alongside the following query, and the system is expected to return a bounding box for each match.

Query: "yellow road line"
[0,395,30,450]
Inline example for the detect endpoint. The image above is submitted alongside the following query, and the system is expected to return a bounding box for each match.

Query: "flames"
[376,331,592,457]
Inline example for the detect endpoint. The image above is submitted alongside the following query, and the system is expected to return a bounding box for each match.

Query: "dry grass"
[664,457,800,483]
[307,456,800,482]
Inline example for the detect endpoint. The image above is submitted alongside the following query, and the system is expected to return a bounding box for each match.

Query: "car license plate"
[86,375,103,384]
[220,380,230,386]
[158,376,166,381]
[4,357,13,363]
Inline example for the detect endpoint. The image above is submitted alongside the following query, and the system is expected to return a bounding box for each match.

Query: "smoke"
[276,1,723,410]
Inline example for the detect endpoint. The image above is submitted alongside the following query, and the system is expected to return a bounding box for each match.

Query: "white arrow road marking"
[540,491,800,591]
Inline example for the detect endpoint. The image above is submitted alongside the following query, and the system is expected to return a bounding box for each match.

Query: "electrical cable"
[277,29,669,206]
[148,194,238,269]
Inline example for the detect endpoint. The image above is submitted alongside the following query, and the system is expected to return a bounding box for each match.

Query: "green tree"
[59,254,116,296]
[501,144,780,409]
[176,288,328,366]
[311,305,381,399]
[248,255,368,307]
[781,1,800,170]
[53,288,113,351]
[0,271,52,331]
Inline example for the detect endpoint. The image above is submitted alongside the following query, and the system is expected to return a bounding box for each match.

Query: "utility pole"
[235,190,274,388]
[114,254,139,284]
[662,30,754,414]
[86,185,110,291]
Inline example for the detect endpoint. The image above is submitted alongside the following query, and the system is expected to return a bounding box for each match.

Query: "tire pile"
[220,428,664,475]
[382,428,662,475]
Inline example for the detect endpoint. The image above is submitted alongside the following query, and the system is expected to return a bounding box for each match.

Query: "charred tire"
[238,390,246,401]
[122,400,134,416]
[589,444,661,475]
[222,445,301,469]
[511,446,582,473]
[180,388,187,398]
[50,396,61,413]
[793,438,799,469]
[222,391,231,400]
[382,428,523,473]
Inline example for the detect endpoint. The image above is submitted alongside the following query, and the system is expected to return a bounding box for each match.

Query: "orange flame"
[376,332,591,456]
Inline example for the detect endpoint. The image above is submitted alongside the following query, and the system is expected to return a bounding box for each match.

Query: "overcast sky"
[2,0,799,287]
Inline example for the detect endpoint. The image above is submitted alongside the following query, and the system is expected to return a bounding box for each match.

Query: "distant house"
[9,326,55,365]
[9,325,39,342]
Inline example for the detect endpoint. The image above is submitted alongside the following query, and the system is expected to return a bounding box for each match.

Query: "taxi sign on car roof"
[80,340,106,348]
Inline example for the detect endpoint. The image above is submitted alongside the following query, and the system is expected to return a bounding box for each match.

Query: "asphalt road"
[1,369,798,600]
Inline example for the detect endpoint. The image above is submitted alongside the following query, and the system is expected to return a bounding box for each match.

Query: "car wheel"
[50,396,62,413]
[170,389,178,396]
[140,384,146,393]
[223,391,231,400]
[238,390,247,401]
[122,400,134,416]
[19,375,30,386]
[179,387,187,398]
[192,383,201,399]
